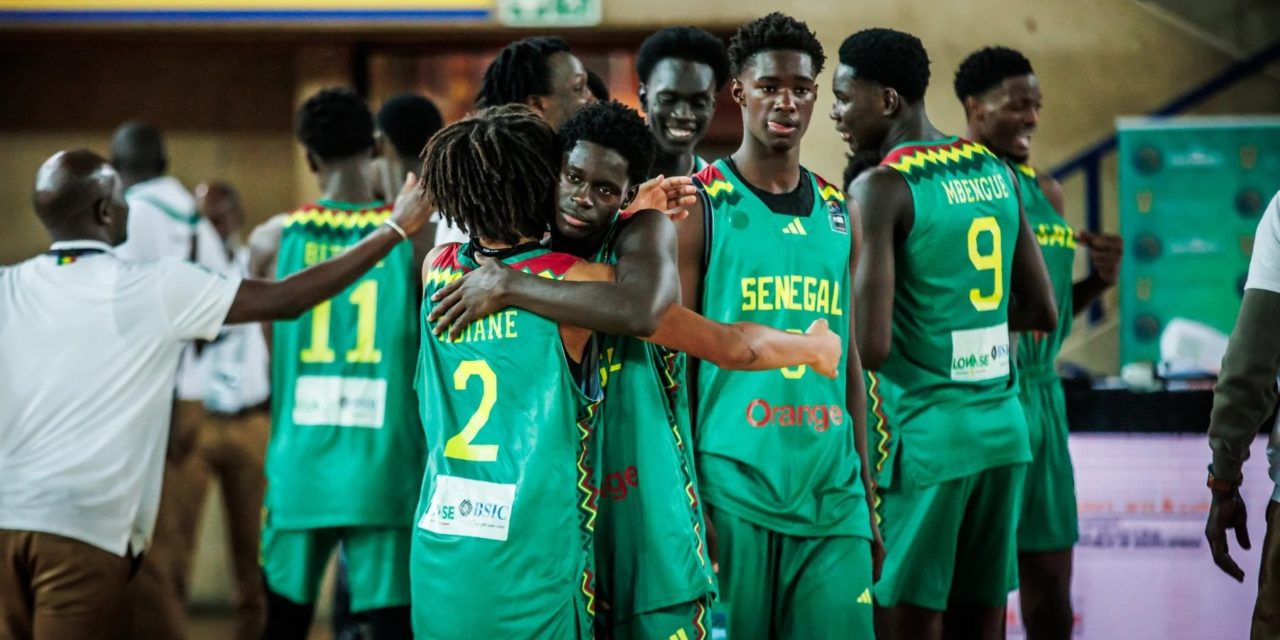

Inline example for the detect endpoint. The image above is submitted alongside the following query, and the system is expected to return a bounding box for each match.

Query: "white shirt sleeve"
[1246,191,1280,294]
[156,260,243,341]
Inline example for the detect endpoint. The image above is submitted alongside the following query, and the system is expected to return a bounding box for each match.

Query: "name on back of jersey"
[939,174,1012,206]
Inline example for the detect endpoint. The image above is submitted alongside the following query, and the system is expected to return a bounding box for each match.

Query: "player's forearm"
[723,321,828,371]
[1209,288,1280,481]
[1071,273,1109,315]
[504,269,670,336]
[226,226,402,324]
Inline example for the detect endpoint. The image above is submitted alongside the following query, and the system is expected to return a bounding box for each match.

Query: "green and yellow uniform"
[693,160,873,639]
[871,138,1031,610]
[264,200,424,612]
[411,243,602,640]
[1012,163,1080,553]
[594,213,715,640]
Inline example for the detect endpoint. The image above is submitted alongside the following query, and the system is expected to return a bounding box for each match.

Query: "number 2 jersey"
[268,200,425,528]
[412,243,602,639]
[693,159,869,539]
[874,137,1031,488]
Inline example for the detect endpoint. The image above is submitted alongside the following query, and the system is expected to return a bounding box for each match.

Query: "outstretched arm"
[645,306,841,377]
[226,175,431,324]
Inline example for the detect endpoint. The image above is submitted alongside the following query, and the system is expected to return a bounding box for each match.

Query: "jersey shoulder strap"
[510,251,580,280]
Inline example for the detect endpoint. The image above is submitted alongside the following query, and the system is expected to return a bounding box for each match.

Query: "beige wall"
[2,0,1278,375]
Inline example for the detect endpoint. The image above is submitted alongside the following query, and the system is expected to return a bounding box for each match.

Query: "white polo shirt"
[0,240,241,555]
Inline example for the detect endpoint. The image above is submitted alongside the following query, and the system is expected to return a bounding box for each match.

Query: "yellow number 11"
[300,280,383,364]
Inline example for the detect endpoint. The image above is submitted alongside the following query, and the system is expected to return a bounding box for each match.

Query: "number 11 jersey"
[268,200,425,529]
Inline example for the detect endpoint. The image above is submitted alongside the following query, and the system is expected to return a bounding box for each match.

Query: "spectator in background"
[374,94,444,248]
[586,68,610,102]
[1205,191,1280,638]
[189,181,272,640]
[111,121,229,639]
[0,149,431,640]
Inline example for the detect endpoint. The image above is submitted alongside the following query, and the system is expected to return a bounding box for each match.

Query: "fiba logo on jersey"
[827,201,848,234]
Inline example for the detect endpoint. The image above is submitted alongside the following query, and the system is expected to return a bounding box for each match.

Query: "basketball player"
[833,28,1056,640]
[428,99,852,639]
[671,13,879,639]
[476,36,595,129]
[636,26,731,177]
[251,88,426,639]
[955,46,1122,640]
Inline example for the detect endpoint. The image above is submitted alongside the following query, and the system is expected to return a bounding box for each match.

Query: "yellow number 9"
[967,216,1003,311]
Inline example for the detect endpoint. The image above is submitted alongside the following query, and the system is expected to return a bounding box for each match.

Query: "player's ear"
[637,82,649,108]
[963,95,981,121]
[526,94,547,116]
[882,87,900,116]
[731,78,746,107]
[621,184,639,209]
[304,150,320,174]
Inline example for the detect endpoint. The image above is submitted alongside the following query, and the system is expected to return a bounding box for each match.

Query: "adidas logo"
[857,588,873,605]
[669,629,690,640]
[782,218,807,235]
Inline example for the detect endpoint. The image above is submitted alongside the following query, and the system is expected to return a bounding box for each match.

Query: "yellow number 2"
[444,360,499,462]
[967,217,1003,311]
[299,280,382,364]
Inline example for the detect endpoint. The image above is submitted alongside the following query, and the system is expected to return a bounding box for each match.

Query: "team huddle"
[227,12,1121,640]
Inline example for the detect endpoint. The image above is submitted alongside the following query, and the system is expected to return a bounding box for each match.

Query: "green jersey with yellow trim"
[691,159,869,538]
[268,199,424,528]
[1012,163,1076,381]
[874,138,1030,488]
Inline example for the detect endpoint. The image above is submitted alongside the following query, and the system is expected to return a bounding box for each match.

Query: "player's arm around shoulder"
[675,187,708,315]
[1008,166,1058,332]
[849,166,908,370]
[560,259,617,361]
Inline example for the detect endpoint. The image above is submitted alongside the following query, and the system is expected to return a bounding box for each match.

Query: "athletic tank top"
[412,243,601,638]
[876,137,1031,487]
[268,199,424,528]
[1011,163,1076,383]
[692,159,869,538]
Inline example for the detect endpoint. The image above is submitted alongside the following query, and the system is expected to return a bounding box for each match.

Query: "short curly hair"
[295,87,375,161]
[476,36,572,108]
[559,100,655,186]
[838,28,931,103]
[637,26,731,91]
[727,12,825,77]
[376,93,444,160]
[953,46,1034,102]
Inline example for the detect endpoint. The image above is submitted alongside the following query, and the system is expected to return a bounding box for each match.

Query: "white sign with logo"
[496,0,600,26]
[292,375,386,428]
[950,322,1010,381]
[419,475,517,542]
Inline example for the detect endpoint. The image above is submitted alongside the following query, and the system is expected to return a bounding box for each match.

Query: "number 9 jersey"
[875,137,1031,488]
[268,200,425,530]
[412,243,603,640]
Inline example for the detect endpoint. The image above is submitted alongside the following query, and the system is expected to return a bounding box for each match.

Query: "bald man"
[0,150,431,640]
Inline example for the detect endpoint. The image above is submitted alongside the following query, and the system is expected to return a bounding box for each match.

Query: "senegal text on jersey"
[740,275,843,315]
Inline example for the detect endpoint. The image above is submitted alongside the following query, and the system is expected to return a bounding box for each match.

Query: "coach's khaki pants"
[0,529,132,640]
[128,400,270,640]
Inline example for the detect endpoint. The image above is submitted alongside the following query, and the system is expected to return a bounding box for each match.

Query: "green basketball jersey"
[875,137,1031,488]
[692,159,869,539]
[1012,163,1076,381]
[268,200,424,528]
[592,214,714,621]
[412,243,602,639]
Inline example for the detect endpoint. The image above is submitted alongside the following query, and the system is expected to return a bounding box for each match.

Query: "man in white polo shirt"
[0,149,430,640]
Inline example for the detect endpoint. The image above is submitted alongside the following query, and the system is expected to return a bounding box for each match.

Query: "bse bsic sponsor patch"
[419,475,517,541]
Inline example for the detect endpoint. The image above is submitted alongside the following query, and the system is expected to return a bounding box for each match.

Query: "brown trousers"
[0,530,133,640]
[128,400,270,640]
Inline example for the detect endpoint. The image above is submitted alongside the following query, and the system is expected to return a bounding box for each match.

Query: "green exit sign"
[497,0,601,26]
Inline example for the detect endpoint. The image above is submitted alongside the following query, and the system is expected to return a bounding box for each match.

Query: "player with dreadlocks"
[834,28,1057,639]
[420,100,844,639]
[955,46,1121,640]
[476,36,595,129]
[250,87,427,640]
[667,12,878,638]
